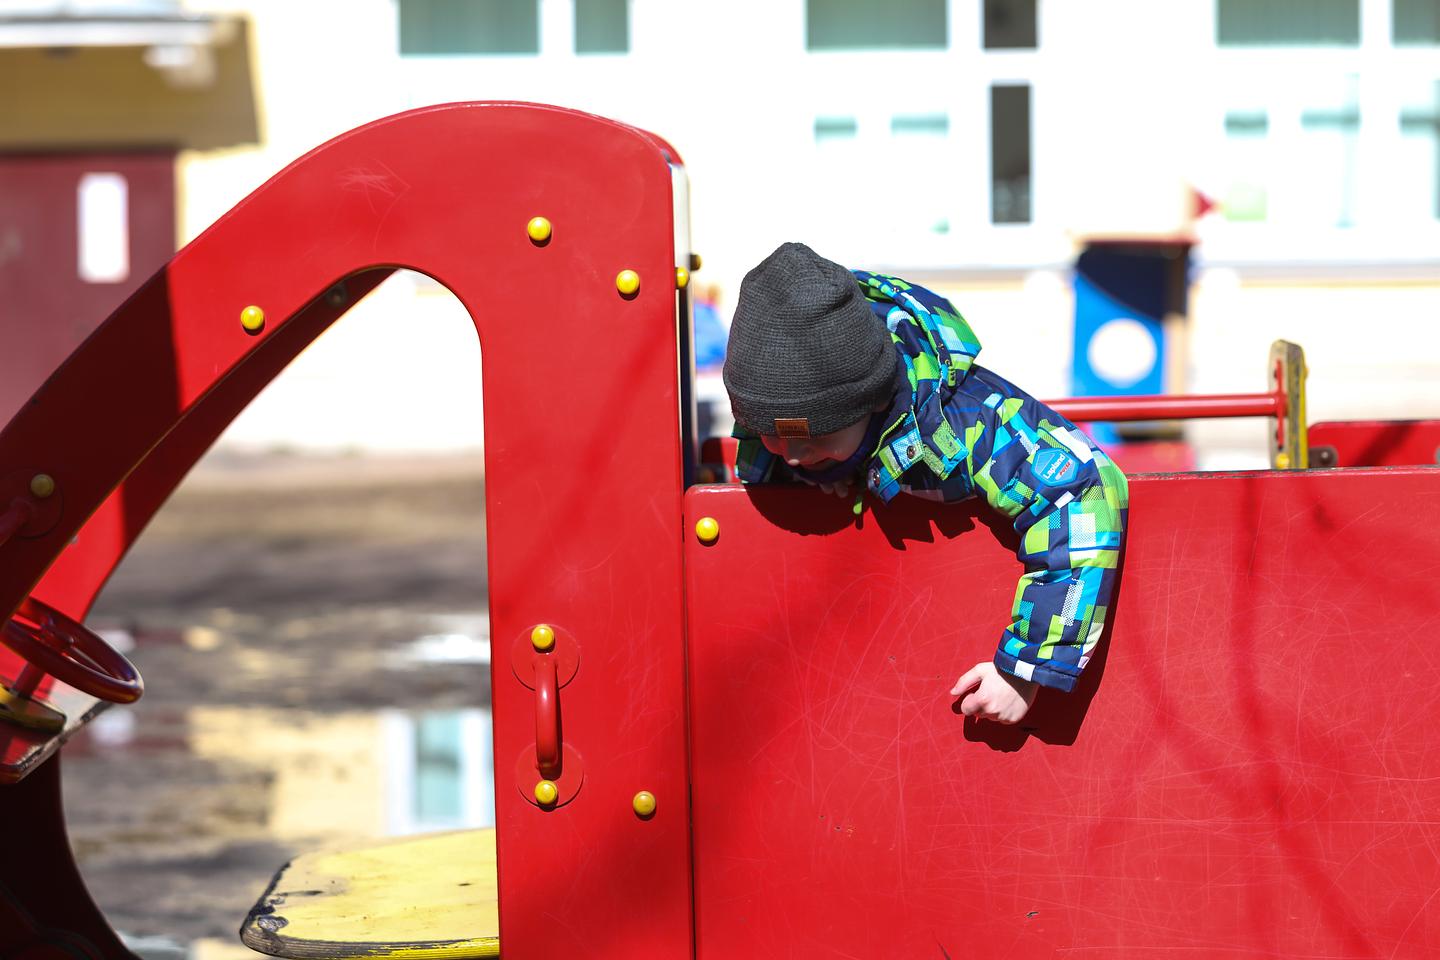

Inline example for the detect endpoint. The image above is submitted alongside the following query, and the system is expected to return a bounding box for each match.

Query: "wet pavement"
[60,453,494,955]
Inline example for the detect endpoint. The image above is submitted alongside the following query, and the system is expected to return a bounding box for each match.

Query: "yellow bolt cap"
[1274,452,1291,470]
[29,474,55,499]
[527,217,552,243]
[531,624,556,652]
[633,790,657,818]
[616,270,640,296]
[675,267,689,289]
[535,780,559,806]
[240,305,265,333]
[695,517,719,544]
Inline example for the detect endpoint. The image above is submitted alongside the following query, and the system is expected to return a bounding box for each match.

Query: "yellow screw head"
[695,517,719,544]
[616,270,641,296]
[1274,452,1291,470]
[675,267,689,289]
[240,305,265,334]
[632,790,657,818]
[29,474,55,499]
[531,624,556,652]
[527,217,552,243]
[535,780,559,807]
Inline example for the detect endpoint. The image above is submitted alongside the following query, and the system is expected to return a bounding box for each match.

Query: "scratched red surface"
[686,468,1440,958]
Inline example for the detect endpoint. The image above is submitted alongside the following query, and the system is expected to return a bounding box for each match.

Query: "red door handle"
[535,655,560,776]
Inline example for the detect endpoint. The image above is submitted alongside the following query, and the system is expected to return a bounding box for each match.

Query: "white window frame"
[1198,0,1440,265]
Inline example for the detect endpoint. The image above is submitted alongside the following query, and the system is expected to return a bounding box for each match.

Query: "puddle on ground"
[384,611,491,667]
[56,613,497,951]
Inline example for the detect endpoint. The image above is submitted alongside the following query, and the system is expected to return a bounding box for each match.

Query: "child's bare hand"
[950,662,1037,724]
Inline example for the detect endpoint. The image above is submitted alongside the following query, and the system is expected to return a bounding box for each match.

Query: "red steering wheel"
[2,596,143,704]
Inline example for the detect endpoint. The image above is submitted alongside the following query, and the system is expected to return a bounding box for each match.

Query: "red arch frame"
[0,102,694,959]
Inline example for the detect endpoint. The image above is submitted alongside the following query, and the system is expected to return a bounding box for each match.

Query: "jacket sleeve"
[732,431,793,484]
[961,391,1129,693]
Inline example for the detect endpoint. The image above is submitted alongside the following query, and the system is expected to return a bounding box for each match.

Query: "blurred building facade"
[3,0,1436,465]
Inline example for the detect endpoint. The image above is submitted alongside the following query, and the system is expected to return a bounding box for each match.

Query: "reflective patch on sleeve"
[1048,426,1095,464]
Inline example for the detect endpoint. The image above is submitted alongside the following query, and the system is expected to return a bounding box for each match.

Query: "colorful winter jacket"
[734,272,1129,693]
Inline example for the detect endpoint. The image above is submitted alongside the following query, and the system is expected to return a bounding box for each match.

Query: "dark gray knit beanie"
[723,242,894,438]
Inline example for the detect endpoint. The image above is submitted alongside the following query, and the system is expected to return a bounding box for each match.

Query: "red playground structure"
[2,102,1440,959]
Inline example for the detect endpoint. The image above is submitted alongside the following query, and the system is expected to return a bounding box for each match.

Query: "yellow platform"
[241,828,499,959]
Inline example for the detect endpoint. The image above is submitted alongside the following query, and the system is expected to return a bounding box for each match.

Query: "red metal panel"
[0,755,128,957]
[1310,420,1440,468]
[686,468,1440,957]
[0,103,692,959]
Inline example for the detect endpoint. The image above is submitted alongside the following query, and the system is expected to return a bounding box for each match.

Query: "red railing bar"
[1047,392,1282,423]
[696,387,1293,480]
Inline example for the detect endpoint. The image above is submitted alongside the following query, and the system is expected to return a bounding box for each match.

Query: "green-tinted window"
[1400,82,1440,218]
[1216,0,1359,46]
[399,0,539,55]
[1394,0,1440,44]
[1222,112,1270,222]
[984,0,1037,49]
[991,85,1031,223]
[1301,74,1353,227]
[806,0,947,50]
[891,114,949,136]
[892,115,952,234]
[814,116,859,143]
[414,712,464,823]
[576,0,628,53]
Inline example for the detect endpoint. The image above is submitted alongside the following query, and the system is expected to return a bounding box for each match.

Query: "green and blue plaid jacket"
[735,272,1129,693]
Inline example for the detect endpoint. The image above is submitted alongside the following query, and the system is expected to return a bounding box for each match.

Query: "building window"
[890,114,953,235]
[576,0,628,53]
[1216,0,1360,46]
[814,116,859,145]
[990,85,1031,223]
[1394,0,1440,44]
[806,0,946,50]
[1400,81,1440,219]
[1298,77,1360,227]
[810,113,954,249]
[77,173,129,284]
[413,712,464,824]
[1219,75,1361,228]
[983,0,1037,49]
[399,0,539,55]
[811,116,861,215]
[1222,112,1270,221]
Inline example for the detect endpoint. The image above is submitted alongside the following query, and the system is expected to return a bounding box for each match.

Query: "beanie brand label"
[774,418,812,439]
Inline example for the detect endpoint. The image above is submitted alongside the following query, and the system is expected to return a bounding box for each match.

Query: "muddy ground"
[60,452,491,949]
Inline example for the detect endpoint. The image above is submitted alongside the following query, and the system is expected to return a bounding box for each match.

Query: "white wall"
[176,0,1440,457]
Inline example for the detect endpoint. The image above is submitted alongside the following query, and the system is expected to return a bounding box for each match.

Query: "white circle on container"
[1088,317,1158,388]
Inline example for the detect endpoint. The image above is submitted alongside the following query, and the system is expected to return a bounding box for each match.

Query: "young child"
[723,242,1128,724]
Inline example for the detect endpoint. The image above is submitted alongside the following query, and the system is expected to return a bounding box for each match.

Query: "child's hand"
[950,662,1037,724]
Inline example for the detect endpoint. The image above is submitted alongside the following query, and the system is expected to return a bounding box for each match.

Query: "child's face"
[760,418,872,471]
